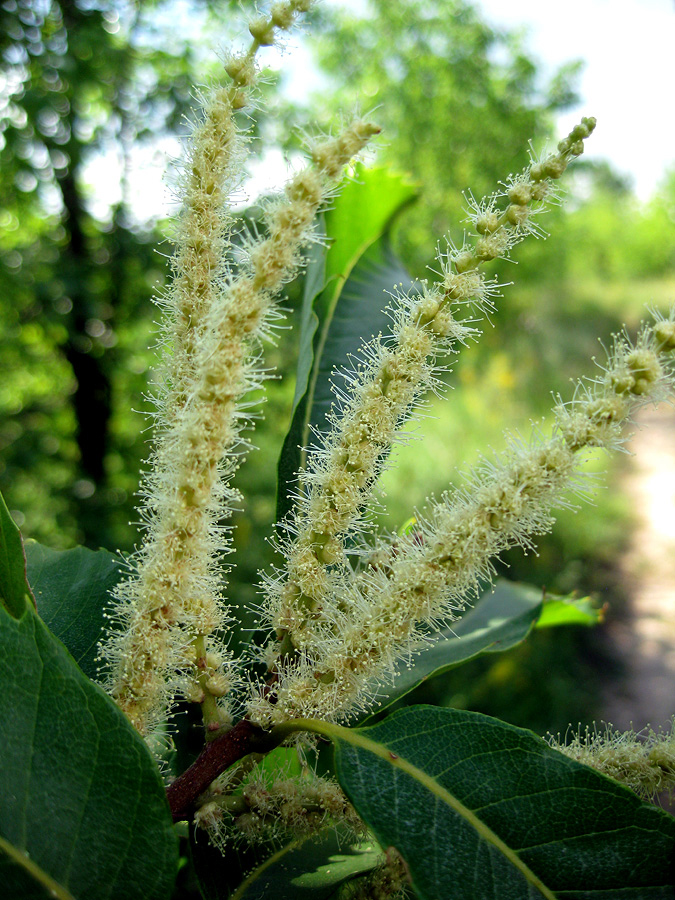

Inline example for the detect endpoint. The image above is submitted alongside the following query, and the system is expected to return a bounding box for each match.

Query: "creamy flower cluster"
[548,720,675,800]
[103,0,378,736]
[262,119,596,663]
[99,0,675,864]
[195,764,363,849]
[345,848,409,900]
[252,118,603,720]
[250,313,675,724]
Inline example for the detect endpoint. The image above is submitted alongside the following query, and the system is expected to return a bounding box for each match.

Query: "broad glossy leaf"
[322,166,417,295]
[25,540,122,681]
[0,489,34,617]
[361,580,595,720]
[309,235,417,438]
[0,603,178,899]
[0,833,76,900]
[311,706,675,899]
[232,830,381,900]
[257,743,305,778]
[276,167,417,523]
[192,826,380,900]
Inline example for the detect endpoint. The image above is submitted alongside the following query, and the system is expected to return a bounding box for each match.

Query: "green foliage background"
[2,0,675,737]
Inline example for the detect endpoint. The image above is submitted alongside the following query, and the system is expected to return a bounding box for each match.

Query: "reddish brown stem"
[167,719,272,822]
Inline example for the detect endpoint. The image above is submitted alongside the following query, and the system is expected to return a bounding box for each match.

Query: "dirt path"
[600,406,675,732]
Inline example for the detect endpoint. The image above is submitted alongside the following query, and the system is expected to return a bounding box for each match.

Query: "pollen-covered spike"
[548,720,675,800]
[260,120,596,686]
[250,309,675,725]
[102,3,376,738]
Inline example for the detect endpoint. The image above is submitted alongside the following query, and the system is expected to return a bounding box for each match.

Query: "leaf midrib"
[298,209,413,472]
[230,835,308,900]
[0,833,77,900]
[294,719,557,900]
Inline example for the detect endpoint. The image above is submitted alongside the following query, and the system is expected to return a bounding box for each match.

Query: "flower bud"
[194,801,223,829]
[271,3,295,28]
[413,296,440,325]
[475,211,500,234]
[508,182,532,205]
[542,156,566,179]
[205,673,231,697]
[530,182,549,201]
[529,163,545,182]
[610,371,634,394]
[571,117,596,140]
[653,320,675,351]
[249,17,276,45]
[507,204,529,227]
[454,250,476,273]
[225,56,256,86]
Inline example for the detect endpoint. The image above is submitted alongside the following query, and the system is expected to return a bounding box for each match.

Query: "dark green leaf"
[309,235,416,437]
[360,580,543,720]
[276,233,328,525]
[0,833,76,900]
[0,603,178,900]
[321,166,417,295]
[360,581,604,721]
[190,744,378,899]
[24,540,122,682]
[312,706,675,899]
[191,825,380,900]
[276,166,417,523]
[232,830,381,900]
[0,489,34,617]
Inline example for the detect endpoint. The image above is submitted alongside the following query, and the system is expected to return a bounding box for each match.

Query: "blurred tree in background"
[287,0,674,584]
[302,0,581,271]
[298,0,675,407]
[0,0,249,549]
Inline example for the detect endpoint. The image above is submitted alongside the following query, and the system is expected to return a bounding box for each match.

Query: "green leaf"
[307,707,675,899]
[191,825,381,900]
[257,744,305,779]
[360,580,543,720]
[232,830,381,900]
[359,581,605,721]
[321,166,417,297]
[0,603,178,899]
[189,745,378,899]
[276,166,418,523]
[309,235,416,438]
[536,593,603,628]
[0,489,34,617]
[0,833,77,900]
[25,540,123,682]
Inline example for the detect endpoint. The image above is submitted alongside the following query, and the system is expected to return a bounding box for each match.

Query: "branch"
[167,719,273,822]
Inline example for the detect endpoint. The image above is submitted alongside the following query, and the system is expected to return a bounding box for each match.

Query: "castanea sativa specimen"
[2,3,675,898]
